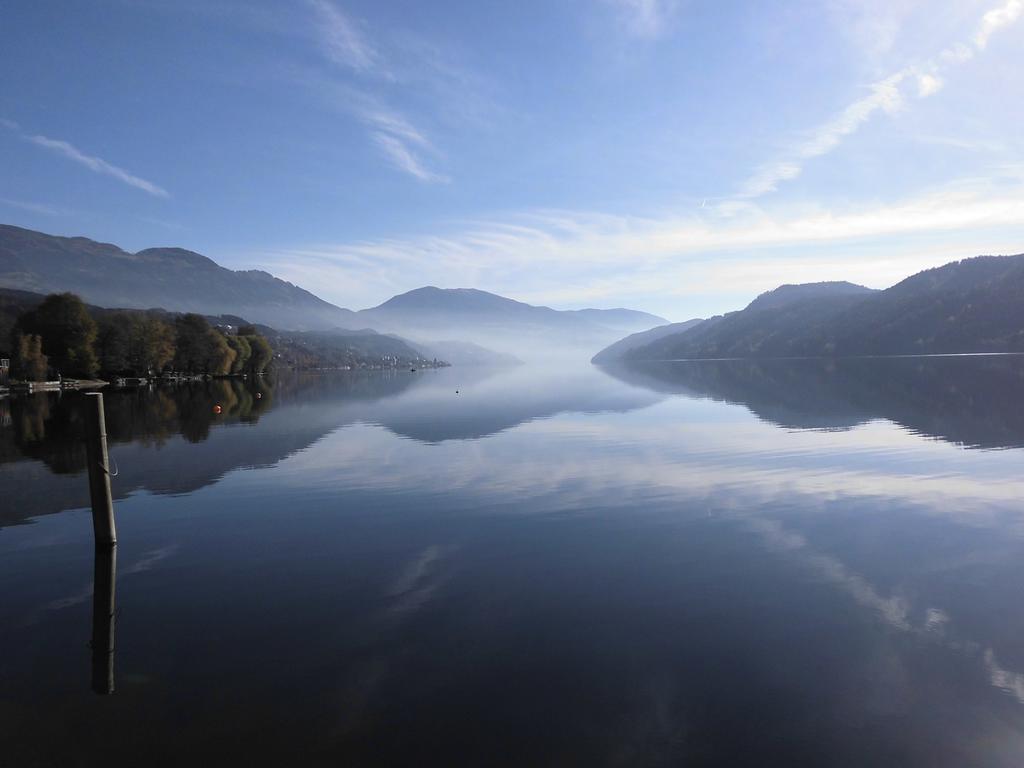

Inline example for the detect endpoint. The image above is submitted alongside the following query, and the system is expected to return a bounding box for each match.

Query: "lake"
[3,356,1024,766]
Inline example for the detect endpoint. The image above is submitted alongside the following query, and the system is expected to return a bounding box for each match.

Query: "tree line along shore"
[4,292,272,384]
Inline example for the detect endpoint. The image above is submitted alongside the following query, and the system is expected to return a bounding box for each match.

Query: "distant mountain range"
[351,286,667,359]
[0,225,667,359]
[595,255,1024,361]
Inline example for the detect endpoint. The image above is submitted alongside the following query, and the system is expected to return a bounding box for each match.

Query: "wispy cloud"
[740,73,905,197]
[0,197,74,217]
[739,0,1023,199]
[307,0,380,72]
[604,0,679,38]
[253,167,1024,311]
[975,0,1023,49]
[827,0,923,62]
[3,117,168,198]
[22,134,170,198]
[372,133,449,183]
[304,0,449,183]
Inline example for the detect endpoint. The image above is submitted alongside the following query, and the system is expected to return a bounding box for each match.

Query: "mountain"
[820,255,1024,355]
[0,224,355,330]
[743,281,875,312]
[624,282,878,360]
[0,226,669,358]
[591,318,704,363]
[617,255,1024,360]
[353,287,666,360]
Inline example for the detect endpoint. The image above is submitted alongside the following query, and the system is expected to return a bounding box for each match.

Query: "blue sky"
[1,0,1023,319]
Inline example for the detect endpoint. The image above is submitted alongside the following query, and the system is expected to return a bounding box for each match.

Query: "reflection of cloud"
[386,544,446,616]
[745,517,912,631]
[23,545,178,626]
[725,505,1024,708]
[121,544,178,576]
[985,649,1024,703]
[272,400,1024,705]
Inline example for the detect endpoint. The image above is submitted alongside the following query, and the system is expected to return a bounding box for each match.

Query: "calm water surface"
[3,357,1024,766]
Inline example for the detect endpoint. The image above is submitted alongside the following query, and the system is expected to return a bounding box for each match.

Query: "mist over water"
[4,357,1024,766]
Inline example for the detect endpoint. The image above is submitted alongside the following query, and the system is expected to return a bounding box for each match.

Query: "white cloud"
[372,133,449,184]
[739,0,1023,200]
[739,73,905,198]
[308,0,379,72]
[1,119,168,198]
[302,3,449,183]
[0,197,71,217]
[604,0,679,38]
[24,134,169,198]
[975,0,1023,49]
[916,72,943,97]
[827,0,924,62]
[251,168,1024,311]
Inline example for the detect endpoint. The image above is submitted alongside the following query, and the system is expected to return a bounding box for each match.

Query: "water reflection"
[90,545,116,695]
[0,367,658,528]
[2,359,1024,765]
[598,355,1024,449]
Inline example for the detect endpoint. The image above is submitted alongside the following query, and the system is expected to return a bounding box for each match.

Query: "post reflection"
[90,544,117,695]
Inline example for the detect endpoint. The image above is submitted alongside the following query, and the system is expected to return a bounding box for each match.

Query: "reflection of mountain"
[0,366,661,528]
[598,355,1024,449]
[365,366,661,443]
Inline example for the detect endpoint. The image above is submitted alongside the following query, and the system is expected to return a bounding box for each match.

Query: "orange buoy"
[213,404,223,414]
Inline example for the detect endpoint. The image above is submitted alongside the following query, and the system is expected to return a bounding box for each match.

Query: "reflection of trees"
[2,378,278,472]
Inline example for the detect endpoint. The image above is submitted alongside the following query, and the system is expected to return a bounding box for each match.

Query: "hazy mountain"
[354,287,666,360]
[411,339,522,367]
[262,328,443,370]
[0,227,668,358]
[565,307,669,331]
[0,224,355,330]
[591,318,704,363]
[618,255,1024,360]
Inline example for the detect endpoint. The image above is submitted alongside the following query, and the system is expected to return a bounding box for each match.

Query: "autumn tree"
[226,334,252,375]
[173,314,234,374]
[16,293,98,377]
[96,313,133,374]
[12,333,48,381]
[238,325,273,375]
[128,314,175,374]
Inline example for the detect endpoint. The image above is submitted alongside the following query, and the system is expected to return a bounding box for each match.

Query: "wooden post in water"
[84,392,116,545]
[91,543,117,695]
